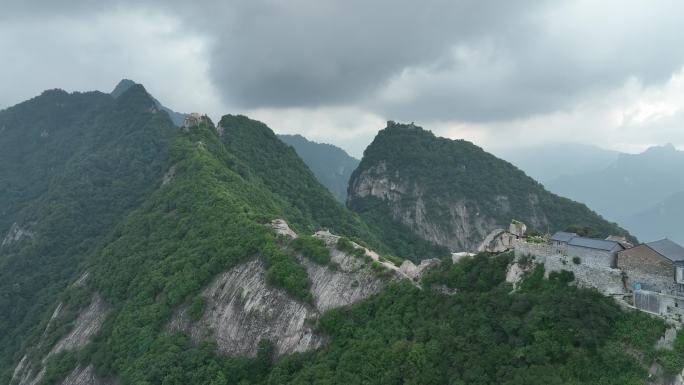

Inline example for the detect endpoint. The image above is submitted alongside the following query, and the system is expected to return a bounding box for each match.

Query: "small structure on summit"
[182,112,204,131]
[509,220,527,238]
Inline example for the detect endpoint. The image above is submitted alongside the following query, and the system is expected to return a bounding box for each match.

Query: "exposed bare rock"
[169,258,325,357]
[73,272,90,288]
[656,327,679,351]
[313,230,404,275]
[50,294,108,355]
[650,363,684,385]
[161,165,177,186]
[182,112,203,131]
[40,303,64,339]
[451,252,475,264]
[477,229,516,253]
[169,223,405,358]
[11,355,35,385]
[299,246,390,313]
[399,259,441,281]
[505,257,537,291]
[270,219,297,239]
[509,220,527,237]
[2,222,34,246]
[60,365,116,385]
[11,355,45,385]
[12,293,108,385]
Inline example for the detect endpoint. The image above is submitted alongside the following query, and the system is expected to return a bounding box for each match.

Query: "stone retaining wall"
[543,254,625,295]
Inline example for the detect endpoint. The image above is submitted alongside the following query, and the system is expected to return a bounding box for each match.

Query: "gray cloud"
[2,0,684,132]
[137,0,684,123]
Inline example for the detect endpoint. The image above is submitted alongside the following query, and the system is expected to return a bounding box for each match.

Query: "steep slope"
[546,144,684,223]
[110,79,186,126]
[218,115,443,260]
[11,113,410,385]
[2,93,680,385]
[264,253,680,385]
[622,190,684,245]
[0,85,176,381]
[348,121,633,252]
[278,134,359,202]
[495,143,620,183]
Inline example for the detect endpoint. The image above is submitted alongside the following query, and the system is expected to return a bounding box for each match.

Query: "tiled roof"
[646,239,684,262]
[550,232,577,243]
[568,237,622,252]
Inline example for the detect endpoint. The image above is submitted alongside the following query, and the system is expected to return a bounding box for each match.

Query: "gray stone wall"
[619,245,675,292]
[513,239,616,268]
[512,239,555,261]
[564,245,616,268]
[544,254,625,295]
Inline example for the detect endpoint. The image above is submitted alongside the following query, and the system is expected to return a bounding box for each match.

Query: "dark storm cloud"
[3,0,684,123]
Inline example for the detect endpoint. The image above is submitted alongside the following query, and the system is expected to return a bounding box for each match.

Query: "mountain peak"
[644,143,678,153]
[111,79,138,98]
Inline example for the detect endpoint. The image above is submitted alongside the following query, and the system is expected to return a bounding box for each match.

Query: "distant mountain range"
[622,190,684,245]
[278,134,359,203]
[496,143,620,183]
[522,143,684,244]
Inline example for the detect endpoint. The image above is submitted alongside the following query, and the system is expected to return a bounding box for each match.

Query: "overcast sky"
[2,0,684,157]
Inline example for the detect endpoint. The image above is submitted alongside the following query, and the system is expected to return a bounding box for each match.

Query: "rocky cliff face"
[59,365,115,385]
[169,258,325,357]
[302,232,392,312]
[350,164,499,251]
[168,220,415,358]
[348,121,633,253]
[11,277,110,385]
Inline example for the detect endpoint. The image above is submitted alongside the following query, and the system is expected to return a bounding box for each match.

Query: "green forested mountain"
[0,84,177,381]
[266,254,678,384]
[277,134,359,202]
[218,115,444,261]
[110,79,186,126]
[1,87,679,385]
[348,122,634,252]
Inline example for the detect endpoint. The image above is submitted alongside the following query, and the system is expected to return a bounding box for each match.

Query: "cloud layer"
[2,0,684,156]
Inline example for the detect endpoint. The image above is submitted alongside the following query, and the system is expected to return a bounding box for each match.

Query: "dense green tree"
[0,85,176,380]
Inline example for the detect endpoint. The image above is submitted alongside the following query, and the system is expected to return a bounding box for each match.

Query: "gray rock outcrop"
[169,258,325,357]
[2,222,34,246]
[477,229,516,253]
[50,294,108,355]
[270,219,297,239]
[60,365,115,385]
[348,163,523,252]
[169,222,404,358]
[12,282,109,385]
[299,246,389,312]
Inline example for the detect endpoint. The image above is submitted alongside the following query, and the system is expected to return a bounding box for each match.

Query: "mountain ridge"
[278,134,359,202]
[348,121,634,252]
